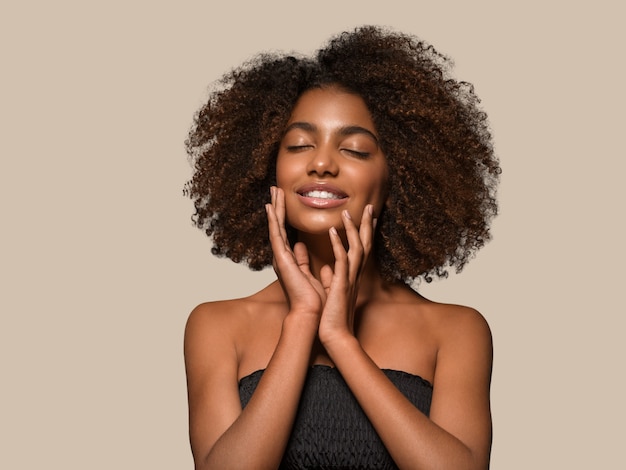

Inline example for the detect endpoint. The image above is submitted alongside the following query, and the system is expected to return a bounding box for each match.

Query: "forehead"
[287,88,377,131]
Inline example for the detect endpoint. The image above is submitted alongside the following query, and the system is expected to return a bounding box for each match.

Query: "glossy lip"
[295,183,348,209]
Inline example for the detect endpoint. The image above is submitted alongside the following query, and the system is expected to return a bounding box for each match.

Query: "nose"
[306,145,339,176]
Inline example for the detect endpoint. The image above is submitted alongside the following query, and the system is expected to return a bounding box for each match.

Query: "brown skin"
[185,89,493,469]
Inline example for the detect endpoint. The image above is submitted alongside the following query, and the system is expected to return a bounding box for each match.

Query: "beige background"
[1,1,623,468]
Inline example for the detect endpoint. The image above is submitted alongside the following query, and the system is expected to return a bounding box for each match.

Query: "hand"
[266,187,326,318]
[318,204,376,345]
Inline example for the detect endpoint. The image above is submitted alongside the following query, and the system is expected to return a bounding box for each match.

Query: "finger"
[268,188,290,247]
[320,264,333,294]
[341,210,364,283]
[268,205,309,290]
[293,242,312,273]
[270,185,276,206]
[342,209,362,251]
[328,226,349,288]
[358,204,375,262]
[295,243,328,302]
[273,187,289,243]
[267,204,282,276]
[266,202,290,257]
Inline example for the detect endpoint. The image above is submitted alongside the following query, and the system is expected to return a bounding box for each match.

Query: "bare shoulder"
[420,299,493,401]
[184,281,286,378]
[185,296,249,335]
[184,297,246,349]
[424,301,492,348]
[422,301,493,463]
[383,283,492,346]
[183,283,285,461]
[187,280,283,328]
[183,297,250,377]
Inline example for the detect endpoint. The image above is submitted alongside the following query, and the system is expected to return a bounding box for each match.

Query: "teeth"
[303,190,343,200]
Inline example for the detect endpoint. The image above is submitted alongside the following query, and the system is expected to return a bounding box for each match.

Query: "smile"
[296,185,348,208]
[300,190,345,200]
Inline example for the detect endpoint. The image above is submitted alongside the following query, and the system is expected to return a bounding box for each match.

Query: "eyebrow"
[283,122,379,144]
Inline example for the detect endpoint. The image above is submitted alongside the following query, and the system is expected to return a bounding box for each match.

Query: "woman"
[184,25,500,469]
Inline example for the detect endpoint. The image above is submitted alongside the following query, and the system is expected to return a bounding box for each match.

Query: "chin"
[291,223,336,236]
[288,216,341,236]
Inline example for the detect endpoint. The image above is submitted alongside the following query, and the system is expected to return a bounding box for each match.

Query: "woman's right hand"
[266,186,326,318]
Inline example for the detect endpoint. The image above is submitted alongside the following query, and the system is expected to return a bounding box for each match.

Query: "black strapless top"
[239,365,433,469]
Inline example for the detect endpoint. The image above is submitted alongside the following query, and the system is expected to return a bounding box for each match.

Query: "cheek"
[275,155,297,188]
[364,169,389,208]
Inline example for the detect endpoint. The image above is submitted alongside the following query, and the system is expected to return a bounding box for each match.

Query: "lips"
[296,183,348,208]
[301,189,343,200]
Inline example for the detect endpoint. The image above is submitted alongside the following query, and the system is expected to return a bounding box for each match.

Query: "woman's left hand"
[317,204,376,346]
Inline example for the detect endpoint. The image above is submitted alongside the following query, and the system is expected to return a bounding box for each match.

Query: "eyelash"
[344,149,370,158]
[286,145,312,152]
[286,145,370,159]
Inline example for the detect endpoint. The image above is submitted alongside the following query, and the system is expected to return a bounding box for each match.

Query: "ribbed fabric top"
[239,365,433,469]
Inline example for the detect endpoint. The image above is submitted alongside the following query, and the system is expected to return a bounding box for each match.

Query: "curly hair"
[185,25,501,284]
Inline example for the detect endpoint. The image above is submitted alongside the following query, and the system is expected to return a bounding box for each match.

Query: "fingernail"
[368,204,373,216]
[330,226,338,236]
[343,210,352,220]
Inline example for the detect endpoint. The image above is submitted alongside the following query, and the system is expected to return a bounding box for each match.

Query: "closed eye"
[343,149,370,158]
[286,145,313,152]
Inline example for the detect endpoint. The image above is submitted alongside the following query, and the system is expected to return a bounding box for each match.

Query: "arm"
[323,308,493,470]
[319,208,492,469]
[185,304,319,469]
[184,188,326,469]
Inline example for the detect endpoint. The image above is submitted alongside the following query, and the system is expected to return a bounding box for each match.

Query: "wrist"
[319,329,359,355]
[283,310,320,334]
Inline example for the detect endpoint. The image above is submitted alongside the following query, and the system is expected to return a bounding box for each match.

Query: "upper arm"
[184,302,243,464]
[429,307,493,467]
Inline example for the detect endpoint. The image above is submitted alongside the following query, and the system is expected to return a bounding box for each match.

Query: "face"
[276,87,388,235]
